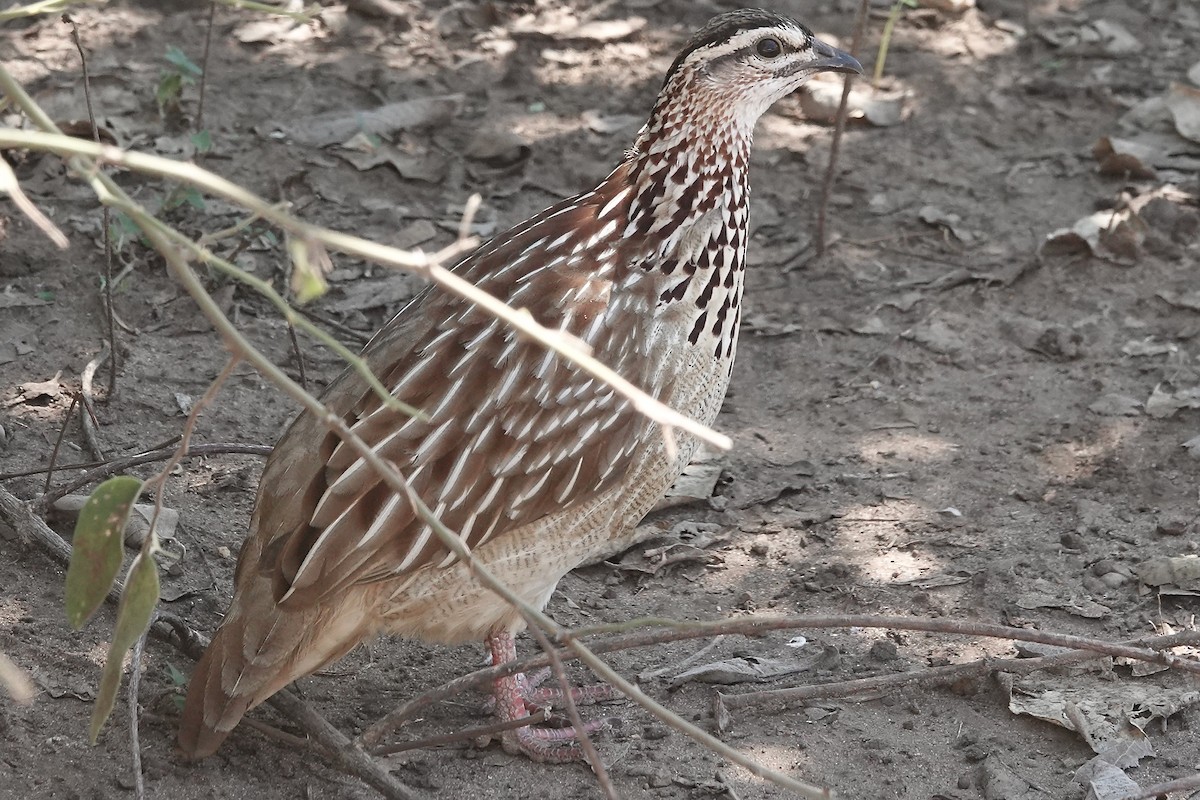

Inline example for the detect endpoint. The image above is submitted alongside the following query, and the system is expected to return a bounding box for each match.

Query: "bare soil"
[2,1,1200,799]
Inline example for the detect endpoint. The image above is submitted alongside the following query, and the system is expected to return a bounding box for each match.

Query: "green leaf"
[189,129,212,153]
[164,45,202,78]
[162,185,206,213]
[164,662,186,686]
[182,186,206,211]
[64,476,143,630]
[89,549,160,743]
[156,72,183,112]
[35,290,54,302]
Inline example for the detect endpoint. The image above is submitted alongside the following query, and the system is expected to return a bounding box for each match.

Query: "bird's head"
[654,9,862,131]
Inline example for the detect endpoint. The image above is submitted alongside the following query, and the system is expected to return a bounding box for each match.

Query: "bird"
[179,8,861,763]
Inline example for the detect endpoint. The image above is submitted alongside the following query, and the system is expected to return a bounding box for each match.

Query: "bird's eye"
[755,37,782,58]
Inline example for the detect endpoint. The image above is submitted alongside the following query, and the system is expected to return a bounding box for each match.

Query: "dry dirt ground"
[3,1,1200,798]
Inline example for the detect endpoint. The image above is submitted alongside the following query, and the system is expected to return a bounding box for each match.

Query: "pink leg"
[486,628,615,763]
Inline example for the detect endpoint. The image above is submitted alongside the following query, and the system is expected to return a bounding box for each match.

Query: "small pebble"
[1060,532,1085,550]
[1099,571,1127,589]
[868,639,899,662]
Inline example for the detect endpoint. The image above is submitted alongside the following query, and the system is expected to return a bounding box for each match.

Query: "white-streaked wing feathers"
[257,169,663,605]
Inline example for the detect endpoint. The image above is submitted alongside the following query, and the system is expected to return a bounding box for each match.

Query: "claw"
[485,628,620,762]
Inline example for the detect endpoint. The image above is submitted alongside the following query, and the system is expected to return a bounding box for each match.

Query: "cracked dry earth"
[2,1,1200,799]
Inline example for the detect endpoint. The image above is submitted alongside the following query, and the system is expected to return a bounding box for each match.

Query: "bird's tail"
[178,593,369,759]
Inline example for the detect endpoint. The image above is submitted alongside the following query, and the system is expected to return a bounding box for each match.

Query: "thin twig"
[369,709,550,757]
[567,616,1200,676]
[265,689,417,800]
[37,442,271,510]
[359,663,497,747]
[639,635,725,681]
[79,342,109,459]
[128,630,147,800]
[239,715,313,750]
[65,14,118,397]
[814,0,869,256]
[719,630,1200,709]
[296,306,370,345]
[78,390,105,461]
[195,1,215,132]
[0,159,69,248]
[287,321,308,391]
[43,393,79,496]
[1119,772,1200,800]
[523,617,616,799]
[141,357,239,549]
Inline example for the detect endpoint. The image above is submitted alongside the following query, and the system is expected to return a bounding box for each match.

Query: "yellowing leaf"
[287,235,331,304]
[89,550,160,744]
[64,476,143,630]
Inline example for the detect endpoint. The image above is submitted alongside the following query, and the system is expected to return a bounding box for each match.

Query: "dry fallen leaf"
[669,655,813,687]
[1011,677,1199,753]
[16,373,65,405]
[1042,209,1142,263]
[277,95,463,148]
[324,276,422,314]
[1092,136,1157,179]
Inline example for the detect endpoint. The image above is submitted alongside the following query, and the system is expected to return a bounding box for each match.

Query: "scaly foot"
[485,629,618,763]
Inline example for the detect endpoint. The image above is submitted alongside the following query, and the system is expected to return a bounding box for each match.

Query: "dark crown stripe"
[662,8,807,87]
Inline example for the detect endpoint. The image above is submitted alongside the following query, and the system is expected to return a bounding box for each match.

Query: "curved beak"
[810,38,863,75]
